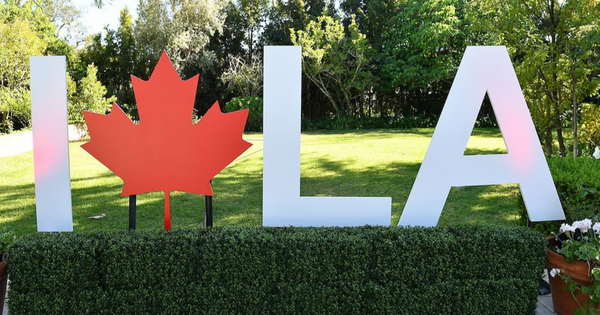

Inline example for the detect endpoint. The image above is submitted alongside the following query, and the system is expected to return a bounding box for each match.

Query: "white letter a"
[399,46,565,226]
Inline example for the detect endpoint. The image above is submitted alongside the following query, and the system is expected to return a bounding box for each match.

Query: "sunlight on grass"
[0,128,524,236]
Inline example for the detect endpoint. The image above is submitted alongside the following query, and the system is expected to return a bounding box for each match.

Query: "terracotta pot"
[546,237,596,315]
[0,259,6,315]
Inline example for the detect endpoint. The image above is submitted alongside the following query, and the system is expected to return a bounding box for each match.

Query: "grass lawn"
[0,128,522,237]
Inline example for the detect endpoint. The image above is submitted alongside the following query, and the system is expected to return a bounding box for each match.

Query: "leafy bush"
[0,230,15,256]
[0,87,31,133]
[225,96,263,131]
[8,226,544,315]
[67,64,116,123]
[518,156,600,235]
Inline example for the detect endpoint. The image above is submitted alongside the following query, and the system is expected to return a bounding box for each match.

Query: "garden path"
[0,125,88,158]
[537,271,557,314]
[0,131,32,158]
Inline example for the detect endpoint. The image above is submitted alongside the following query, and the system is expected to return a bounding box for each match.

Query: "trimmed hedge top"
[8,225,545,315]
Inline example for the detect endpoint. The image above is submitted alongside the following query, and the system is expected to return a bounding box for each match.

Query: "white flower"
[550,268,561,278]
[573,219,593,233]
[594,147,600,159]
[560,223,576,233]
[593,222,600,234]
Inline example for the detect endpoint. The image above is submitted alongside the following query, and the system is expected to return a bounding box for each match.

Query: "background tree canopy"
[1,0,599,157]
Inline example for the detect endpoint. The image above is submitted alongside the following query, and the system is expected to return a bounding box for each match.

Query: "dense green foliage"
[519,156,600,235]
[67,64,116,122]
[8,225,544,314]
[484,0,600,156]
[225,96,262,131]
[0,0,115,132]
[0,230,15,254]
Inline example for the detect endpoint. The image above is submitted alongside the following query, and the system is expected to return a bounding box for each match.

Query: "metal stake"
[129,195,137,230]
[205,180,213,227]
[205,195,213,227]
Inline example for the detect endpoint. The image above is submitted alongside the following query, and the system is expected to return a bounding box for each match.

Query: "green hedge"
[518,156,600,235]
[8,226,544,315]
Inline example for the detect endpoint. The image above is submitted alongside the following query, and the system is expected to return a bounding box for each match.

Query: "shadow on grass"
[298,154,521,226]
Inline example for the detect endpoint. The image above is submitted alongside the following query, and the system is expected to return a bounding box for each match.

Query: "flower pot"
[0,259,6,315]
[546,237,596,315]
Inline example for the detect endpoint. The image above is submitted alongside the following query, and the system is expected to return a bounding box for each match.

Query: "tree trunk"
[572,65,578,158]
[556,115,566,157]
[544,127,554,155]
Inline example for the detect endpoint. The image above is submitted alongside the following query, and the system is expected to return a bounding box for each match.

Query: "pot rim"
[546,236,596,273]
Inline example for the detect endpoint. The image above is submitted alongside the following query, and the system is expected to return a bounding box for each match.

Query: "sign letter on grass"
[263,46,392,226]
[30,56,73,232]
[399,46,565,227]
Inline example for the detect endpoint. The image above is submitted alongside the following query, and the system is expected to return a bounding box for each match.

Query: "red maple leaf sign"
[82,52,252,229]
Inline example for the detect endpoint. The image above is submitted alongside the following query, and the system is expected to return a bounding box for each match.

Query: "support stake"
[205,195,213,227]
[205,180,213,227]
[129,195,136,230]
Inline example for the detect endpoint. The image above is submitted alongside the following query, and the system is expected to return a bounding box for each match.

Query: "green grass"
[0,128,522,237]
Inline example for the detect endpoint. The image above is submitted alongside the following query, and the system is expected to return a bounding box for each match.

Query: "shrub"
[225,96,263,131]
[8,226,544,315]
[0,87,31,134]
[518,156,600,235]
[67,64,116,123]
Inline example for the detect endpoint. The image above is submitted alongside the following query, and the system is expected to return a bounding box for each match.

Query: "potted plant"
[547,219,600,315]
[0,230,15,315]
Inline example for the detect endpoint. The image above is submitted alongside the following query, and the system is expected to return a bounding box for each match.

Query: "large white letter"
[263,46,391,226]
[399,46,565,227]
[31,56,73,232]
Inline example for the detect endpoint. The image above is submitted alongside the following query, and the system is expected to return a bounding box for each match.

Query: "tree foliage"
[0,2,47,132]
[67,64,116,122]
[221,55,263,97]
[484,0,600,156]
[292,15,373,118]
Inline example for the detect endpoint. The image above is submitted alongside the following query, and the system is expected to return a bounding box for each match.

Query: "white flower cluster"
[550,268,561,278]
[559,223,576,233]
[560,219,594,233]
[594,147,600,159]
[594,222,600,234]
[574,219,593,233]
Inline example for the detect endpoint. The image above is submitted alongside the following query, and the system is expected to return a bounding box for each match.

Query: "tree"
[340,0,402,50]
[134,0,225,112]
[114,7,137,112]
[483,0,600,156]
[381,0,486,93]
[221,55,263,97]
[28,0,86,47]
[68,64,116,122]
[291,15,373,118]
[134,0,172,74]
[135,0,225,74]
[238,0,269,61]
[261,0,307,46]
[0,15,46,132]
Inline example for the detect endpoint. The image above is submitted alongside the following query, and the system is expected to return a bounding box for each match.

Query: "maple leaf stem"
[164,191,171,230]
